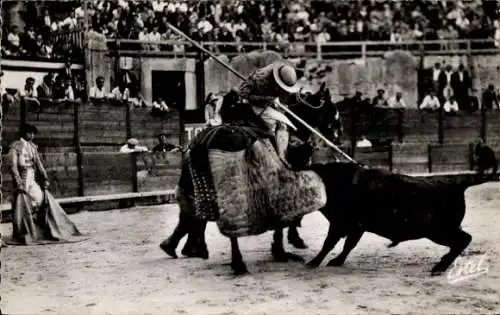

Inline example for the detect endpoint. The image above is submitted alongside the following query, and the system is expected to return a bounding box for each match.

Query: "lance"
[166,23,359,164]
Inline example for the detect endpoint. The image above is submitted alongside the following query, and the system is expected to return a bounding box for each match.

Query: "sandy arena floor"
[2,182,500,315]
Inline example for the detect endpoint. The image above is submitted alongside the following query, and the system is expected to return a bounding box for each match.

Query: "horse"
[160,83,342,275]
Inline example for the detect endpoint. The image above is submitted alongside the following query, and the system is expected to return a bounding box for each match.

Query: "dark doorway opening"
[152,71,185,111]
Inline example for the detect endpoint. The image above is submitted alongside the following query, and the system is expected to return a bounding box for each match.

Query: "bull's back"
[349,168,467,240]
[303,163,468,241]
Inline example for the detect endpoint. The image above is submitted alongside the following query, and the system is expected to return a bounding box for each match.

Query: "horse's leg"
[230,237,248,275]
[272,228,305,262]
[160,185,209,259]
[159,208,190,259]
[181,218,209,259]
[287,217,308,249]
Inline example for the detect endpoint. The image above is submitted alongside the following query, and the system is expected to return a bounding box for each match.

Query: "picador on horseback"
[232,61,301,168]
[160,59,329,271]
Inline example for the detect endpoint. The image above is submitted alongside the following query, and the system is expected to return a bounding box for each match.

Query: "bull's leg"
[306,224,343,268]
[327,229,364,266]
[230,237,248,276]
[272,228,305,262]
[428,229,472,276]
[288,217,308,249]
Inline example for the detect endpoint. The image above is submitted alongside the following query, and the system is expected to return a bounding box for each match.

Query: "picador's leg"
[288,217,308,249]
[275,123,292,168]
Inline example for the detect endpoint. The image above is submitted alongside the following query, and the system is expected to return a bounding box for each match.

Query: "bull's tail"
[387,241,400,248]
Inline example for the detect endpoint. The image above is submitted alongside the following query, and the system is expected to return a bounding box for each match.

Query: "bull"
[306,162,498,275]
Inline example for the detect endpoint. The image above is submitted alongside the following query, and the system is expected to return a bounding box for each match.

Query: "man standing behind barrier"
[89,76,108,104]
[152,133,181,153]
[236,61,301,167]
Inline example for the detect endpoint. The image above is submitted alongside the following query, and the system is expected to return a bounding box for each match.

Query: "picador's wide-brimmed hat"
[20,123,38,134]
[272,62,300,94]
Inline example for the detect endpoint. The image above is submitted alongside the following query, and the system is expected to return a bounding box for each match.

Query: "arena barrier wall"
[3,100,500,212]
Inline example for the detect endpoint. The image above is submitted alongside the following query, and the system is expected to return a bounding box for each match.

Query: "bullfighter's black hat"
[20,123,38,135]
[156,131,169,138]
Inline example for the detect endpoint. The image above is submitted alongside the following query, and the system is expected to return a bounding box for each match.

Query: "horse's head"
[288,82,341,143]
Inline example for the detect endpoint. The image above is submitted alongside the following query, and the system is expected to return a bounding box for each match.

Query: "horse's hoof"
[159,242,177,259]
[273,251,305,263]
[305,260,321,268]
[181,247,209,259]
[287,252,305,263]
[231,263,249,276]
[431,264,448,276]
[326,257,344,267]
[431,270,444,277]
[387,241,400,248]
[288,237,308,249]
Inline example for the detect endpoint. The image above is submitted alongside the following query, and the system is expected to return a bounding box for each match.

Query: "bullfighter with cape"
[3,124,88,245]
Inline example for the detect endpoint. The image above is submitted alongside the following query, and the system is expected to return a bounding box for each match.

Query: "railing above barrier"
[110,38,500,58]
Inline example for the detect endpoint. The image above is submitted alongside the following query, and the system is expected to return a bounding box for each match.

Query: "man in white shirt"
[22,77,38,98]
[89,76,108,103]
[7,26,21,54]
[198,18,214,34]
[204,94,222,126]
[315,28,331,44]
[177,1,188,13]
[120,138,148,153]
[1,71,16,113]
[387,91,406,109]
[152,97,170,112]
[420,91,441,111]
[443,96,459,113]
[152,0,167,12]
[148,26,162,51]
[43,9,52,27]
[63,12,78,30]
[64,78,75,101]
[356,135,372,148]
[109,85,130,101]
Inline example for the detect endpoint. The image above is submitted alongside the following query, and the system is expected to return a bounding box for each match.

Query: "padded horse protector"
[208,139,326,237]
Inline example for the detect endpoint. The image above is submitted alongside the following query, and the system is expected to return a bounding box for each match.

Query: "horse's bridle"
[288,87,326,109]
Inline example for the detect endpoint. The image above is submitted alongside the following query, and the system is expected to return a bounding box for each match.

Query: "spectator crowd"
[419,61,500,113]
[0,60,89,113]
[3,2,85,60]
[4,0,500,58]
